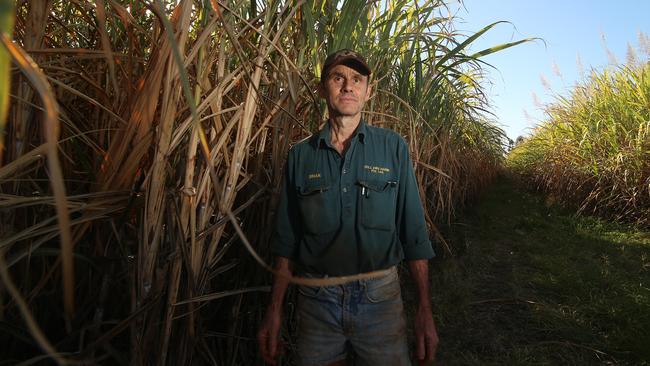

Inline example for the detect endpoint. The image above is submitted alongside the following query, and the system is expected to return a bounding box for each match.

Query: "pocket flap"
[357,180,397,192]
[298,184,330,195]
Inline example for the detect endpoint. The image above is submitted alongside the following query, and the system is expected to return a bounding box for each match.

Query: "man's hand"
[257,306,284,365]
[414,304,438,365]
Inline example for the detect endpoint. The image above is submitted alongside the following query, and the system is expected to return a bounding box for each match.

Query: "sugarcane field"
[0,0,648,365]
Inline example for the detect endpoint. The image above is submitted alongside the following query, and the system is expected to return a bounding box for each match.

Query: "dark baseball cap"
[321,49,372,81]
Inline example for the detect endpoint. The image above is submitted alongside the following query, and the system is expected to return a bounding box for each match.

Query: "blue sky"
[452,0,650,140]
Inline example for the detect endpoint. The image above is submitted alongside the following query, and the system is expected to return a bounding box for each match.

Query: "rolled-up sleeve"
[395,139,435,260]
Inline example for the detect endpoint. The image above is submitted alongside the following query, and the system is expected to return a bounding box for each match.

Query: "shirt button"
[342,187,348,193]
[343,169,347,174]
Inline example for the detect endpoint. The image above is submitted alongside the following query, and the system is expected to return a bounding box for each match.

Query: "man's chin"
[331,109,361,117]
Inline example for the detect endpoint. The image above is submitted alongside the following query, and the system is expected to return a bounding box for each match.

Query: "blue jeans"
[295,267,410,366]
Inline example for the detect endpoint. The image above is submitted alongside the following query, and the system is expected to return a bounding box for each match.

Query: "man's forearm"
[259,256,292,364]
[408,258,439,363]
[267,256,292,312]
[408,259,431,309]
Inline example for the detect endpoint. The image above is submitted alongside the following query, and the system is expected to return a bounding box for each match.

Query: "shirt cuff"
[402,240,435,260]
[271,239,297,260]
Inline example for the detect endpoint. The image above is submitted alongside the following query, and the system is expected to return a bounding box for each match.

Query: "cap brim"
[336,57,371,75]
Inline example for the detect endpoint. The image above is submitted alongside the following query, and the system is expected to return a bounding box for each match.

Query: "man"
[258,49,438,366]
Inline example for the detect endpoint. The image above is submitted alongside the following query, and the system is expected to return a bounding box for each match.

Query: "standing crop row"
[0,0,521,363]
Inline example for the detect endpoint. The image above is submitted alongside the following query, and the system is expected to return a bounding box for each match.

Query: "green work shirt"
[272,121,434,276]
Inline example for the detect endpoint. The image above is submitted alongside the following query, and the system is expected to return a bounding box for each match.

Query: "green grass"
[421,175,650,365]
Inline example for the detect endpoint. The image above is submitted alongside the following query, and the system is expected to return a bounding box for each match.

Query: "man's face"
[319,64,371,119]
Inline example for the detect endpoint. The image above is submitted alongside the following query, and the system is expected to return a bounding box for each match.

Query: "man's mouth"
[339,97,357,102]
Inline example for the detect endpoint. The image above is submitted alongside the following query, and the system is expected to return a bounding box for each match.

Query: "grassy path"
[423,176,650,365]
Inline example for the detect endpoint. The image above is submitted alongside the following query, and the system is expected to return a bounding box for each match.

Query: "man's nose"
[342,78,353,91]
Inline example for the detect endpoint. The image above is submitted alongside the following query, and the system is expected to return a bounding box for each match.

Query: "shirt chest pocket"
[358,179,398,231]
[296,183,340,235]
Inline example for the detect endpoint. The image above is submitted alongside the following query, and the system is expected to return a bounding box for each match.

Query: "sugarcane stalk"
[0,0,16,165]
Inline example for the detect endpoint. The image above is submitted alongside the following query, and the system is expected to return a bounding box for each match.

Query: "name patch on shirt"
[364,165,390,174]
[308,173,321,179]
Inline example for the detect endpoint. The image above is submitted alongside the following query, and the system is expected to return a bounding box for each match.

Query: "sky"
[451,0,650,140]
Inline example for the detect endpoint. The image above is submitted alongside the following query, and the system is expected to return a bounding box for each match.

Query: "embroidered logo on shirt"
[364,165,390,174]
[308,173,321,179]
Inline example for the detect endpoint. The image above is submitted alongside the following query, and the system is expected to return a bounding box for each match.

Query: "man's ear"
[317,82,326,98]
[364,80,374,101]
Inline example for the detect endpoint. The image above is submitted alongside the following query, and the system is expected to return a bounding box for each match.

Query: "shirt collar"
[316,120,367,149]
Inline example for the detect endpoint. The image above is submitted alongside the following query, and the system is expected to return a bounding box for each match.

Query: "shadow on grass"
[416,175,650,366]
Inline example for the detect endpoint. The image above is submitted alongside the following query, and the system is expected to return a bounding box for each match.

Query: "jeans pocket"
[364,270,401,303]
[297,285,324,299]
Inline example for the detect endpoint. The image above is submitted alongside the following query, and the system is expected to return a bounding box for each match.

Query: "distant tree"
[515,135,526,146]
